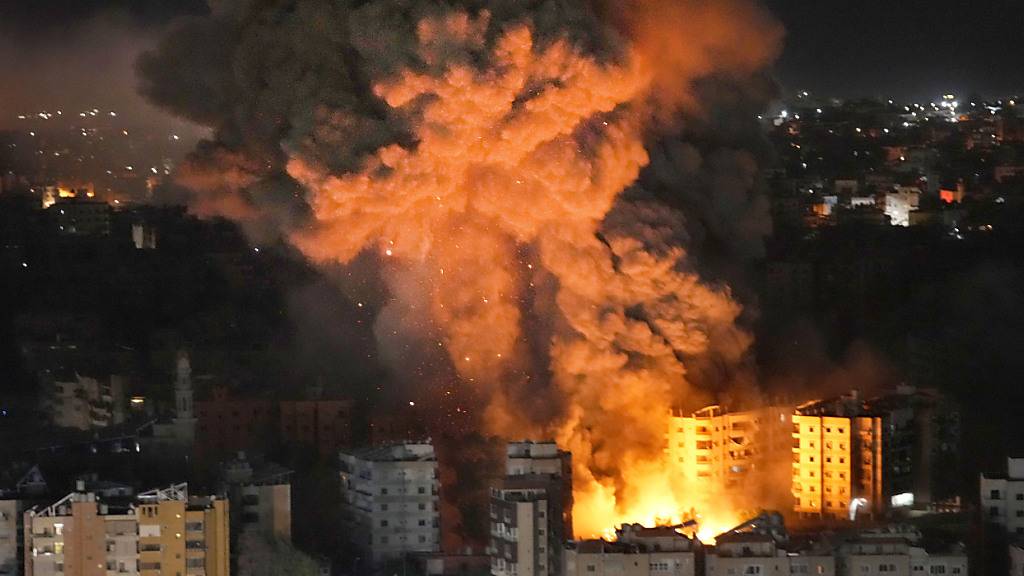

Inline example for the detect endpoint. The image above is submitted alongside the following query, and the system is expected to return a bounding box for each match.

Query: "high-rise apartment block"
[490,441,573,576]
[668,405,792,490]
[792,394,884,520]
[339,442,440,564]
[22,483,228,576]
[793,387,961,520]
[981,457,1024,535]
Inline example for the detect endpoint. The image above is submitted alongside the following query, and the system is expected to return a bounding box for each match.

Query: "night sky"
[0,0,1022,122]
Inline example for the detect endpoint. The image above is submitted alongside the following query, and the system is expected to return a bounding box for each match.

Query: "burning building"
[668,405,793,491]
[792,393,885,521]
[793,387,962,521]
[139,0,784,541]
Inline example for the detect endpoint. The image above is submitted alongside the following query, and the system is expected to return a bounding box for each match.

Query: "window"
[419,520,426,526]
[418,487,426,494]
[744,566,762,575]
[381,504,389,512]
[381,536,388,544]
[991,489,1002,500]
[990,506,1000,517]
[381,488,388,495]
[381,520,388,527]
[418,503,426,511]
[1017,494,1023,501]
[930,566,946,575]
[586,566,596,573]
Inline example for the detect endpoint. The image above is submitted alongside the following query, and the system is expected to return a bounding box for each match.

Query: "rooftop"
[342,441,436,462]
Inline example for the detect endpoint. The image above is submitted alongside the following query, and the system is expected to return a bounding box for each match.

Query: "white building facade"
[981,457,1024,535]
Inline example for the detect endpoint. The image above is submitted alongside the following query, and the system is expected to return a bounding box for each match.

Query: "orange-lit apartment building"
[792,393,884,520]
[668,405,793,489]
[23,483,228,576]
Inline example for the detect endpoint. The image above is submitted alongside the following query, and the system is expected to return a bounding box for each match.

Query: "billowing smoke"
[139,0,782,538]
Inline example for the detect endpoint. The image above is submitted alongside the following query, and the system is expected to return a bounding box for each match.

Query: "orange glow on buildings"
[791,398,884,520]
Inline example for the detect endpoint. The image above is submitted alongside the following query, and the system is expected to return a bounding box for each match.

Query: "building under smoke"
[792,387,960,520]
[138,0,783,539]
[338,441,440,565]
[489,441,573,576]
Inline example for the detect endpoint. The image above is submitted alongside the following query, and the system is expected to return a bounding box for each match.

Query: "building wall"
[339,445,440,564]
[668,406,792,499]
[491,493,550,576]
[202,500,230,576]
[239,484,291,542]
[0,500,21,576]
[980,476,1024,534]
[103,518,137,575]
[838,540,967,576]
[137,500,185,576]
[280,400,353,457]
[197,396,353,461]
[564,548,695,576]
[708,549,833,576]
[25,491,228,576]
[793,414,884,519]
[1009,544,1024,576]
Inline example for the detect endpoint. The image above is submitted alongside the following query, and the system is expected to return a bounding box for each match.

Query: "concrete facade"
[491,441,573,576]
[0,500,23,576]
[23,484,228,576]
[564,525,697,576]
[339,442,440,564]
[981,458,1024,535]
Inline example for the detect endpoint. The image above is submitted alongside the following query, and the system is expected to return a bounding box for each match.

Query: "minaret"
[173,349,197,443]
[175,350,194,419]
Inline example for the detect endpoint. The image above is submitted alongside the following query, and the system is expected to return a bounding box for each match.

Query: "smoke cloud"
[139,0,782,538]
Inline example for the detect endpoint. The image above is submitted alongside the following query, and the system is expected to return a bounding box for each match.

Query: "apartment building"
[981,457,1024,535]
[668,405,792,490]
[706,532,834,576]
[563,524,697,576]
[792,393,884,520]
[836,527,967,576]
[220,453,292,543]
[339,442,440,564]
[194,387,353,462]
[22,483,228,576]
[41,371,125,431]
[794,387,962,520]
[490,441,573,576]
